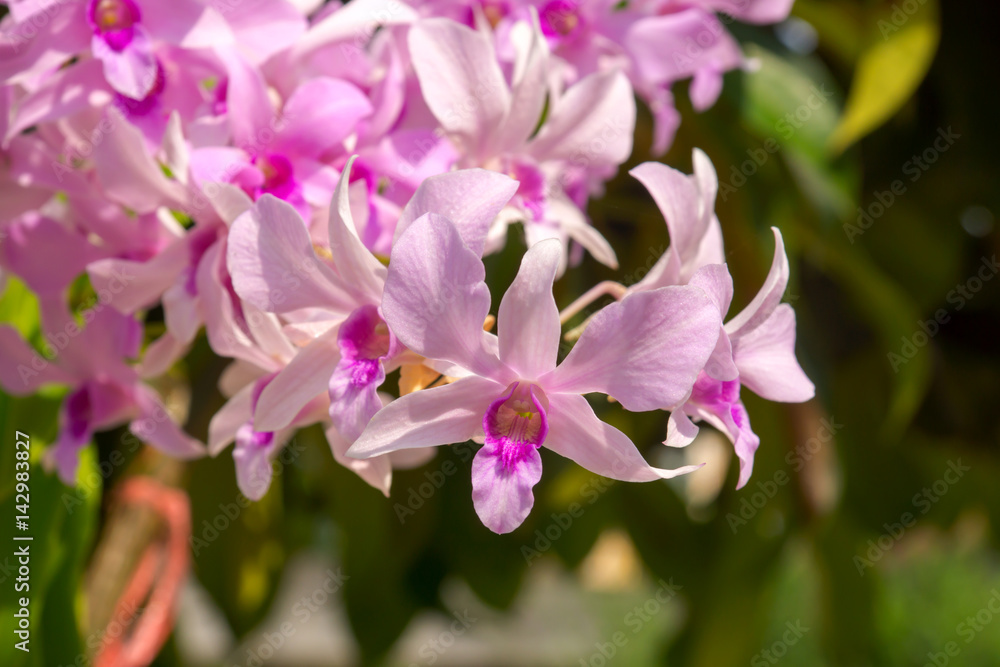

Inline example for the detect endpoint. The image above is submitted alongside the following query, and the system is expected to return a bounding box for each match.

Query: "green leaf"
[828,0,940,153]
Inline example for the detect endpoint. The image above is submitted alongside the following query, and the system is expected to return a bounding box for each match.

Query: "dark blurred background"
[2,0,999,665]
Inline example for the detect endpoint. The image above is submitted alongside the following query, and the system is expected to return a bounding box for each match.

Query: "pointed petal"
[629,161,702,279]
[227,194,353,313]
[395,169,519,256]
[253,324,342,432]
[545,285,720,411]
[552,196,619,270]
[208,383,254,456]
[494,17,548,150]
[382,213,505,380]
[544,393,701,481]
[528,69,635,165]
[688,263,738,381]
[347,376,500,459]
[733,304,814,403]
[327,157,386,305]
[471,441,542,534]
[232,429,278,500]
[216,47,272,148]
[497,239,561,379]
[725,227,789,338]
[130,385,205,459]
[408,18,510,158]
[665,409,700,448]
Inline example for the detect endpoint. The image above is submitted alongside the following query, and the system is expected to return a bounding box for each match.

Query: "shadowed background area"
[1,0,998,665]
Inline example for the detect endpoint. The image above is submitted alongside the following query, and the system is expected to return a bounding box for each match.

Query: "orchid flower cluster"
[0,0,811,533]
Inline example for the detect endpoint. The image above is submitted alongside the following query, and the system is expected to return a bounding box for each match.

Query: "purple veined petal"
[408,18,511,160]
[733,304,815,403]
[327,157,386,306]
[543,393,702,482]
[725,227,790,339]
[253,323,342,432]
[472,440,542,534]
[394,169,519,257]
[233,423,279,500]
[497,239,562,379]
[544,285,721,412]
[227,194,355,314]
[327,304,393,442]
[346,375,502,459]
[326,423,392,497]
[382,213,507,381]
[528,69,635,165]
[665,408,701,448]
[276,79,373,159]
[90,26,157,100]
[130,384,205,460]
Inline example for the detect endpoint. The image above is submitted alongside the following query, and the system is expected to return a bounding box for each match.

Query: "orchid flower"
[409,16,635,270]
[626,155,812,487]
[345,212,723,533]
[0,300,204,483]
[227,156,520,444]
[666,232,815,487]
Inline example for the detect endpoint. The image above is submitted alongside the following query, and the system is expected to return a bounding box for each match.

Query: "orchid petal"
[395,169,519,256]
[545,286,720,411]
[327,157,386,305]
[471,441,542,534]
[382,213,505,380]
[733,304,814,403]
[347,376,501,459]
[497,239,561,379]
[544,393,701,481]
[228,194,353,313]
[725,227,789,338]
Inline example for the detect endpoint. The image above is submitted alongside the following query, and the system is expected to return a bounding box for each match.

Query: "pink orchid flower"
[409,16,635,269]
[227,157,520,443]
[0,300,203,483]
[627,153,813,487]
[345,212,723,534]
